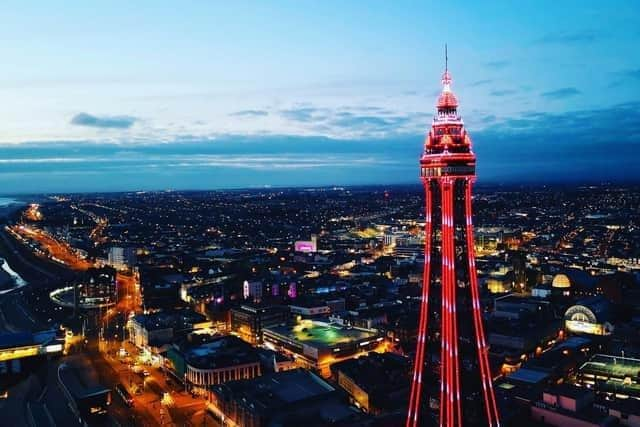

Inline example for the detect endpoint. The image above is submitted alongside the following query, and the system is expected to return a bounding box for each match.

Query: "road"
[0,228,59,282]
[9,225,92,271]
[97,339,207,426]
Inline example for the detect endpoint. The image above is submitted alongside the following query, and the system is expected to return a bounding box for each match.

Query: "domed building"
[564,296,613,336]
[551,270,598,297]
[552,273,571,289]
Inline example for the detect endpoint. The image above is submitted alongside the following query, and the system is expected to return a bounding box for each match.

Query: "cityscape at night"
[1,2,640,427]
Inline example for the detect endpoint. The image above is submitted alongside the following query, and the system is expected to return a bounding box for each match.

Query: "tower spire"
[445,43,448,73]
[438,46,456,108]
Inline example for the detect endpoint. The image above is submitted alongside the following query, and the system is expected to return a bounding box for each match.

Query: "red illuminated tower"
[406,52,500,427]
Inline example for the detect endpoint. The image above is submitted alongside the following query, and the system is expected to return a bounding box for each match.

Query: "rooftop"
[331,352,409,394]
[184,335,259,370]
[211,369,347,415]
[506,368,550,385]
[132,308,207,331]
[265,320,378,349]
[58,357,110,400]
[579,353,640,379]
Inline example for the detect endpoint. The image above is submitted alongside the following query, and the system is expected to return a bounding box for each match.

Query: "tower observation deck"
[406,59,501,427]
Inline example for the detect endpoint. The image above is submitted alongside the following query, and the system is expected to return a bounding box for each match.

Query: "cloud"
[623,69,640,80]
[469,79,493,87]
[484,60,510,69]
[469,101,640,183]
[229,109,269,117]
[534,30,603,44]
[490,89,517,97]
[70,112,137,129]
[278,106,429,138]
[540,87,581,99]
[2,101,640,193]
[280,107,327,123]
[328,112,410,130]
[608,68,640,88]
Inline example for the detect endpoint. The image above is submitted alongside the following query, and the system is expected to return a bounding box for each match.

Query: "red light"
[407,64,500,427]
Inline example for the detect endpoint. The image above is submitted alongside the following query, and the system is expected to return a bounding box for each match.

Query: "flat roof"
[0,332,33,349]
[212,368,335,410]
[264,320,378,349]
[132,308,207,331]
[330,352,409,392]
[58,362,110,400]
[555,336,591,350]
[579,354,640,378]
[507,368,550,384]
[545,384,593,400]
[0,330,57,350]
[580,354,640,377]
[185,335,259,369]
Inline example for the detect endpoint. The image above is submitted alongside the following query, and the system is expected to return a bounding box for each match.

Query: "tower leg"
[406,183,433,427]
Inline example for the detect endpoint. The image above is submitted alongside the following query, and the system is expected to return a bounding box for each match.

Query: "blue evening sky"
[0,1,638,194]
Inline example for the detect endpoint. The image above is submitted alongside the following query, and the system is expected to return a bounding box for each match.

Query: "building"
[242,280,263,302]
[107,246,136,270]
[57,357,110,424]
[489,294,559,365]
[325,297,346,313]
[493,294,553,320]
[552,270,599,298]
[407,62,500,426]
[163,335,261,392]
[50,266,118,309]
[256,348,296,373]
[230,304,289,344]
[0,330,63,374]
[262,318,383,376]
[294,234,318,253]
[289,298,331,317]
[564,296,614,336]
[139,267,184,309]
[530,385,617,427]
[576,354,640,400]
[552,273,572,296]
[207,368,362,427]
[532,285,553,299]
[128,309,210,350]
[330,352,410,414]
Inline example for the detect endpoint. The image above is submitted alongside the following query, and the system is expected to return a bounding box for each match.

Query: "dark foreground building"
[58,358,110,423]
[207,368,363,426]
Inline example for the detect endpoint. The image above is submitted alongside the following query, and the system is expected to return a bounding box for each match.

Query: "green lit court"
[262,320,384,374]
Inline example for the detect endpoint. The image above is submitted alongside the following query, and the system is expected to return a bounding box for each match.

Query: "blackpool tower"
[406,53,500,427]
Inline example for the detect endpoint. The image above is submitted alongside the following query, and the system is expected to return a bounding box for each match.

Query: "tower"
[406,54,500,426]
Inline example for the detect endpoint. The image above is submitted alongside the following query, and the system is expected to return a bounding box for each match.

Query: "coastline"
[0,197,28,220]
[0,257,28,295]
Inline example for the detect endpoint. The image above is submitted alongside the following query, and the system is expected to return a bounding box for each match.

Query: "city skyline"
[1,4,640,427]
[1,1,639,193]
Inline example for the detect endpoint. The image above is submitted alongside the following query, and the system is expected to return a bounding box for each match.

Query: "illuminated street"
[9,225,92,271]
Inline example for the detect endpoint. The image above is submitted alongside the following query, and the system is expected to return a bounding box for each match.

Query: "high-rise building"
[108,246,136,270]
[406,59,500,426]
[243,280,263,302]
